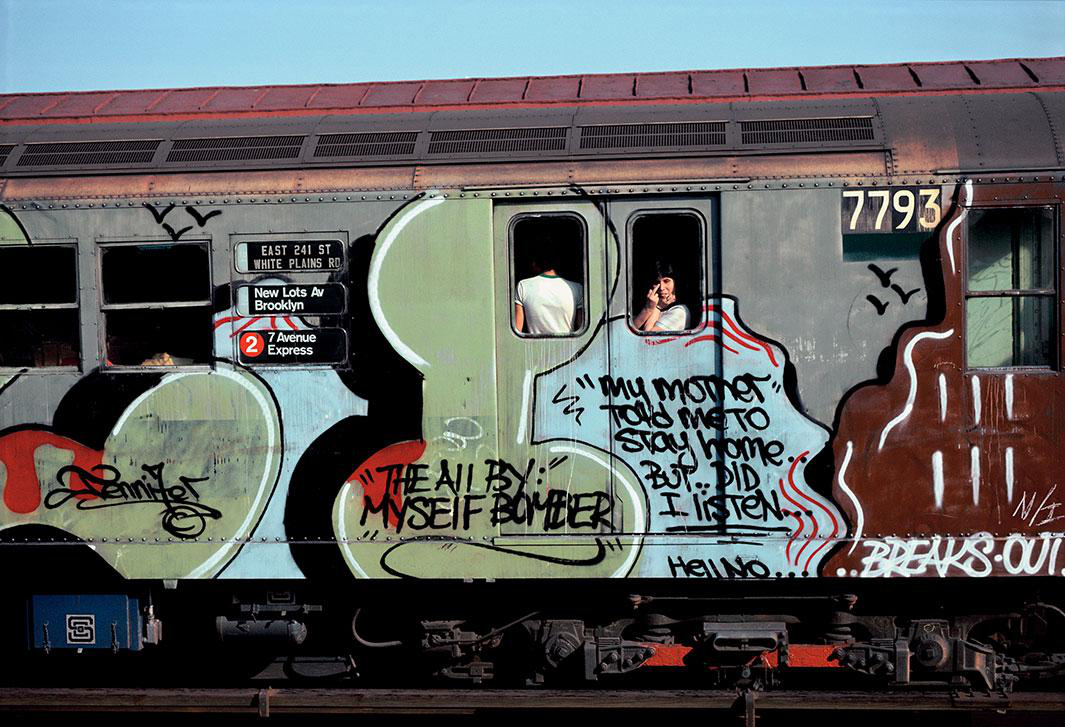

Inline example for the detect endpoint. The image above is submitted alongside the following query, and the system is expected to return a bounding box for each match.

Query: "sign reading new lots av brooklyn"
[237,283,345,316]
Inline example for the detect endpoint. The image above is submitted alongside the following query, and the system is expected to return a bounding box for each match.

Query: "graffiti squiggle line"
[231,316,263,337]
[788,453,820,567]
[707,305,779,367]
[945,180,972,275]
[683,334,738,354]
[213,315,241,330]
[779,476,806,563]
[836,441,864,555]
[877,328,955,451]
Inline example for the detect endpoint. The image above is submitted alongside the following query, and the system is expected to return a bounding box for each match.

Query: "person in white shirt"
[633,261,690,332]
[514,243,583,335]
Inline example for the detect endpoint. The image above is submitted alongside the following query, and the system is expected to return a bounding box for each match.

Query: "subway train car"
[1,57,1065,690]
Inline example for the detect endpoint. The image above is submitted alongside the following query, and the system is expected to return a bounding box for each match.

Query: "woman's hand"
[634,284,662,330]
[644,283,661,309]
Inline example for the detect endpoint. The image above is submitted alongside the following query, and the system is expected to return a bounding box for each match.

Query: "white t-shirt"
[515,274,583,335]
[654,304,690,331]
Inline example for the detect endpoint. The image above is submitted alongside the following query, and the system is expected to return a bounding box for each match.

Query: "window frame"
[507,211,590,339]
[96,238,214,370]
[0,241,81,372]
[625,207,708,337]
[963,203,1059,372]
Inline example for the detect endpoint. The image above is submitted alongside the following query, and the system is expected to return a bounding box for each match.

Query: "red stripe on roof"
[2,57,1062,126]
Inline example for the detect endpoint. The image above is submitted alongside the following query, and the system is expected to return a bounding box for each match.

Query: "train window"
[99,242,213,367]
[511,215,587,337]
[965,207,1056,368]
[629,212,703,333]
[0,245,80,368]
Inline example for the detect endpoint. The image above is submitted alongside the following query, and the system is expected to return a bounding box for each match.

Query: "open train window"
[629,212,704,333]
[0,244,80,368]
[965,207,1056,368]
[99,242,213,367]
[511,214,587,337]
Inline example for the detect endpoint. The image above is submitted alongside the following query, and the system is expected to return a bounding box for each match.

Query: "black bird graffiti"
[186,206,223,227]
[891,283,921,304]
[866,294,890,316]
[143,202,175,223]
[162,223,193,241]
[867,263,898,288]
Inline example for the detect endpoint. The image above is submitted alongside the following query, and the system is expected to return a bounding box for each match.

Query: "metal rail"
[1,688,1063,718]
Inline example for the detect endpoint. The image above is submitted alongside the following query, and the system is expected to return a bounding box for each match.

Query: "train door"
[491,201,620,542]
[604,197,717,573]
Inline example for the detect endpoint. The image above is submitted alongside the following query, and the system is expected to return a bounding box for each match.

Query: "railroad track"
[1,688,1063,720]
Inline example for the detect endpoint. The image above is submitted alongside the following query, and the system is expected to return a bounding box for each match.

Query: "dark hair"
[647,259,678,289]
[534,237,562,272]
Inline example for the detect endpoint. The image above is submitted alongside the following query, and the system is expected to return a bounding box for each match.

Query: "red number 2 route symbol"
[240,332,264,358]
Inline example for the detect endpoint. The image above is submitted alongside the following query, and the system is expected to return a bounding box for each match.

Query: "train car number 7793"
[842,187,942,234]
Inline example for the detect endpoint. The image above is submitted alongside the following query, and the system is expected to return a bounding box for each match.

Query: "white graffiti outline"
[368,196,446,368]
[1005,373,1014,420]
[1006,446,1015,504]
[878,328,955,451]
[837,440,863,555]
[516,369,533,445]
[932,450,945,509]
[971,446,981,506]
[335,481,370,579]
[548,443,644,579]
[938,373,948,422]
[945,179,972,275]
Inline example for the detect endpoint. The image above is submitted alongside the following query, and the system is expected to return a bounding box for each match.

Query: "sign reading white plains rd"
[241,240,344,272]
[238,328,347,365]
[237,283,345,316]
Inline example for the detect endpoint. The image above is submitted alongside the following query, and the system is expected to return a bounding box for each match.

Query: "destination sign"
[237,328,347,365]
[242,240,344,272]
[237,283,346,316]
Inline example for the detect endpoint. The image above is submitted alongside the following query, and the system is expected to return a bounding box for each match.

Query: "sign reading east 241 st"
[238,328,347,365]
[237,283,345,316]
[244,240,344,272]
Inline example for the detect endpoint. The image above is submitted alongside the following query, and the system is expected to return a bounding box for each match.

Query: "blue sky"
[1,0,1063,94]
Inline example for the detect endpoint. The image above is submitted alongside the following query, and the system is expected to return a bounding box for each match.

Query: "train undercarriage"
[8,569,1065,694]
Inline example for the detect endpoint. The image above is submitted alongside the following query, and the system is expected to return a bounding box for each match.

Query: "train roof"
[1,58,1063,182]
[3,57,1064,124]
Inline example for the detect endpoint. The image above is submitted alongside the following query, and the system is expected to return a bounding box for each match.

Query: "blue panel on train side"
[28,595,143,651]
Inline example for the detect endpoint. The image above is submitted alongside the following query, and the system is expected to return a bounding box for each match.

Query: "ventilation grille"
[314,131,418,157]
[0,144,14,166]
[579,121,727,149]
[166,135,305,162]
[427,127,567,154]
[17,139,161,167]
[740,117,875,145]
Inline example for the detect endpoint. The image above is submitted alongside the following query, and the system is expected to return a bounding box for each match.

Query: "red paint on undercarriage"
[0,430,103,514]
[641,643,691,667]
[761,644,841,668]
[640,643,841,669]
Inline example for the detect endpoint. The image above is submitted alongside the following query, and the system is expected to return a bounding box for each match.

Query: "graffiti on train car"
[44,462,220,540]
[851,532,1065,578]
[3,182,1064,581]
[534,297,842,579]
[355,454,613,534]
[825,181,1065,579]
